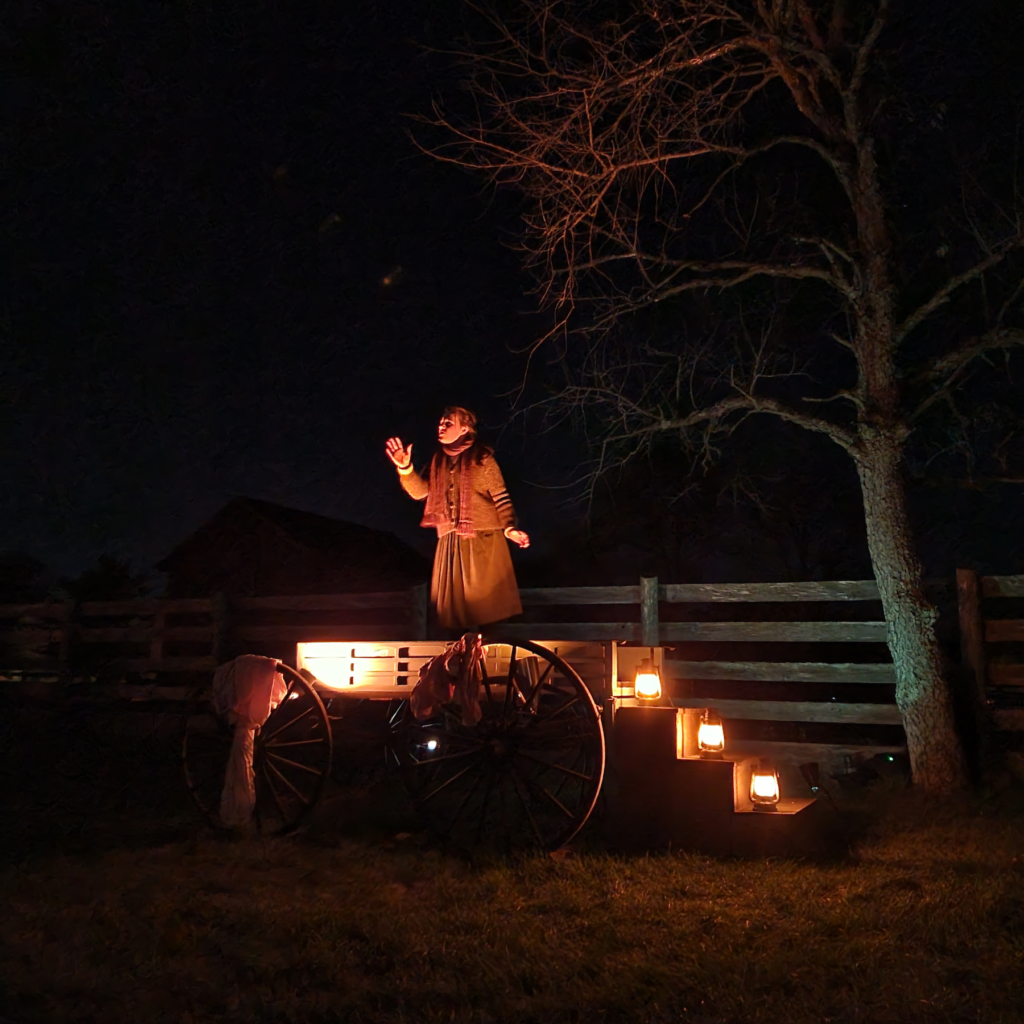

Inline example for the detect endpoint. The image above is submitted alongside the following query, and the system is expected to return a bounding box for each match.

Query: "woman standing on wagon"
[385,407,530,631]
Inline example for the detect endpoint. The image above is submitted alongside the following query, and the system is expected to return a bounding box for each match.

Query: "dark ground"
[3,698,1024,1024]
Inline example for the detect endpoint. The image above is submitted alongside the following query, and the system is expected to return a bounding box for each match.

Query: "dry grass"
[2,705,1024,1024]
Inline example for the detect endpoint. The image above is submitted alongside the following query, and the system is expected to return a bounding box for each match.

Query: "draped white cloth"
[211,655,288,827]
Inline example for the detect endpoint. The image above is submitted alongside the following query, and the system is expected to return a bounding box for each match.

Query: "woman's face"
[438,413,470,446]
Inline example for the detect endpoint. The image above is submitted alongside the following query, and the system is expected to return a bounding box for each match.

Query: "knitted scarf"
[420,435,477,537]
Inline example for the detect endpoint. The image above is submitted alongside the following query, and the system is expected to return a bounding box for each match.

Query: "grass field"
[2,703,1024,1024]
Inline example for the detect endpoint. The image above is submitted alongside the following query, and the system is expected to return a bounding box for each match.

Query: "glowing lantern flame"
[697,708,725,755]
[634,657,662,701]
[750,761,781,809]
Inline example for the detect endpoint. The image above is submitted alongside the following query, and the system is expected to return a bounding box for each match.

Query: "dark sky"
[4,0,1023,587]
[4,0,565,576]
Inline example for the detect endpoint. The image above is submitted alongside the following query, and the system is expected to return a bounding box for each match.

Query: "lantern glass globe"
[697,708,725,755]
[750,761,781,809]
[634,657,662,701]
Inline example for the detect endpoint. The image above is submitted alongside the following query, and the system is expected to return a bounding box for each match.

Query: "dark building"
[157,497,429,598]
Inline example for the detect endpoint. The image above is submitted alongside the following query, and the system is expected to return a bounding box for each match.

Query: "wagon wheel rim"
[394,637,605,853]
[182,663,333,835]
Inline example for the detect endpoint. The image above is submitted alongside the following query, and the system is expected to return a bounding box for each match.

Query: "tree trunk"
[853,427,967,791]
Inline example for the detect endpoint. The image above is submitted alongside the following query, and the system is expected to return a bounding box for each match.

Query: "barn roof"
[236,498,419,559]
[157,497,429,591]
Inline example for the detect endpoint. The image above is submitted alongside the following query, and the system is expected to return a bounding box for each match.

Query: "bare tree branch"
[655,394,857,449]
[646,259,857,303]
[910,327,1024,421]
[914,326,1024,384]
[896,236,1024,345]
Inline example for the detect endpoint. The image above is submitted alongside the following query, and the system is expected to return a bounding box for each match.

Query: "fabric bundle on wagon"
[410,632,485,727]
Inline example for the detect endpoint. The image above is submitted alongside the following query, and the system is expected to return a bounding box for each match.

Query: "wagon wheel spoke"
[474,767,497,847]
[383,699,408,764]
[418,758,480,804]
[514,748,595,783]
[406,749,480,769]
[440,766,486,839]
[502,645,518,720]
[480,660,495,706]
[518,730,594,757]
[514,669,534,710]
[508,767,547,847]
[523,661,554,710]
[512,761,577,820]
[265,756,313,806]
[265,750,325,776]
[409,725,485,752]
[263,737,329,750]
[549,745,591,805]
[533,695,580,724]
[387,699,408,730]
[259,760,290,824]
[515,730,584,755]
[261,705,316,743]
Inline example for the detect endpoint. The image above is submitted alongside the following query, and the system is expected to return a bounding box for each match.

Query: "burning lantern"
[634,656,662,701]
[697,707,725,757]
[749,760,781,810]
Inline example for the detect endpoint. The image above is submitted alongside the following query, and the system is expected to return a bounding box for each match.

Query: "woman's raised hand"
[385,437,413,469]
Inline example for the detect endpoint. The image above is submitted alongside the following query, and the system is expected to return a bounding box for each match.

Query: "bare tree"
[421,0,1024,790]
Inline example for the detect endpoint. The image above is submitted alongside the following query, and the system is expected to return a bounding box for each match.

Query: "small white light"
[425,739,438,751]
[288,691,300,700]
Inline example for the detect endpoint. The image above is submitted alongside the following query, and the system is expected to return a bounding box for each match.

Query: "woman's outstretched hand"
[385,437,413,469]
[505,528,530,549]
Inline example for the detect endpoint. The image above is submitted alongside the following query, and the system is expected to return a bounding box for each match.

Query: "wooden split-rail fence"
[957,570,1024,737]
[3,572,1022,774]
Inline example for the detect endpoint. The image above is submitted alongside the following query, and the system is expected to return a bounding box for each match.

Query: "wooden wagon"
[182,636,610,851]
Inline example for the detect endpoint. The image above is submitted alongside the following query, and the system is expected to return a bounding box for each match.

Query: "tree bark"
[848,128,967,791]
[853,426,967,790]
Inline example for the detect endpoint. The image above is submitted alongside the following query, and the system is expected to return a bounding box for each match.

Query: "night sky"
[4,0,1023,589]
[5,1,563,580]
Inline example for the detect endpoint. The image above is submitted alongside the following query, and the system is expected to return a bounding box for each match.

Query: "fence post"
[955,567,995,771]
[212,591,232,664]
[956,568,987,710]
[58,599,78,690]
[640,576,659,648]
[410,582,428,641]
[150,605,166,667]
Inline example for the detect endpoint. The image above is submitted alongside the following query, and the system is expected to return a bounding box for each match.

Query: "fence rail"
[0,577,895,673]
[5,570,1017,759]
[1,577,905,774]
[7,567,1022,790]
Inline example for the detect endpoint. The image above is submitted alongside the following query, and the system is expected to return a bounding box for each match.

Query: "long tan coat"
[398,451,522,628]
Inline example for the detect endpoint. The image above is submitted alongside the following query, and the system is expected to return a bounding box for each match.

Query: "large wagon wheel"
[393,638,605,853]
[182,663,333,835]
